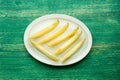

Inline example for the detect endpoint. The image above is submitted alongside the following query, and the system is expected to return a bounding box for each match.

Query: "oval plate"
[24,14,92,66]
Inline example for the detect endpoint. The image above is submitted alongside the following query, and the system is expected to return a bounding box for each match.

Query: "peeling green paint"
[0,0,120,80]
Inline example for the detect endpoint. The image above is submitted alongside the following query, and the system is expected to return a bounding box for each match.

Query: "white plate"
[24,14,92,66]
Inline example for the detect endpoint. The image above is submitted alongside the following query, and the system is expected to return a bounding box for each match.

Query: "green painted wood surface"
[0,0,120,80]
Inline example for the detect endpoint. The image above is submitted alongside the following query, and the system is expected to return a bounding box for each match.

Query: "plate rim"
[24,14,92,66]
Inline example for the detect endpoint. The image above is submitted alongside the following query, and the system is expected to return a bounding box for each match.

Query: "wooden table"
[0,0,120,80]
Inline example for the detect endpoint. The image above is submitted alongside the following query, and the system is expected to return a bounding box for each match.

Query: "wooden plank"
[0,0,120,80]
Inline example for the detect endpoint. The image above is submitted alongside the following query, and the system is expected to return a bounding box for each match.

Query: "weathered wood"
[0,0,120,80]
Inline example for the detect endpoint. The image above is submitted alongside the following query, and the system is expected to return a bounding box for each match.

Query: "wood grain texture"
[0,0,120,80]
